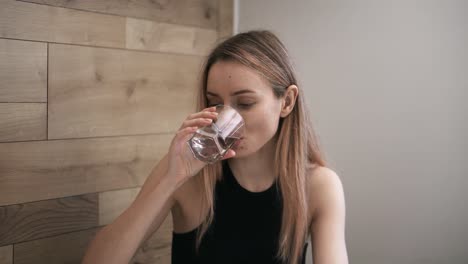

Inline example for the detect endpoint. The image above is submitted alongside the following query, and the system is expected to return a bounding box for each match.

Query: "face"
[206,61,283,158]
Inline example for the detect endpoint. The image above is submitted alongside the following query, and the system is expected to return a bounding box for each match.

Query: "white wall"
[237,1,468,263]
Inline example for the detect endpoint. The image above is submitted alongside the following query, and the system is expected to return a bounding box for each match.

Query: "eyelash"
[207,103,255,109]
[238,103,254,109]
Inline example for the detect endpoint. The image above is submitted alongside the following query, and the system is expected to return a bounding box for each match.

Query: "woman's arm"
[308,167,348,264]
[81,107,227,263]
[82,154,179,264]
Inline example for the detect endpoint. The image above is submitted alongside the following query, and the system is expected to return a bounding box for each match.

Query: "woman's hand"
[165,106,236,184]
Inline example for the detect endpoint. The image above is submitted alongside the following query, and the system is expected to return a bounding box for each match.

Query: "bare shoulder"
[306,165,343,192]
[305,165,345,222]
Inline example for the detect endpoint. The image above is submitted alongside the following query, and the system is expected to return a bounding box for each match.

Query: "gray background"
[236,0,468,263]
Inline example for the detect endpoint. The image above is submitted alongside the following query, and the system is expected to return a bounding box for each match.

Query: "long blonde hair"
[194,30,326,264]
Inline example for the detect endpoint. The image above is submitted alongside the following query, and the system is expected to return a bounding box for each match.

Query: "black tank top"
[171,161,309,264]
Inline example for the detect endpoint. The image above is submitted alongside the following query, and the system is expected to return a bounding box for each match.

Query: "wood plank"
[218,0,234,40]
[20,0,219,29]
[99,187,173,263]
[0,103,47,142]
[14,227,101,264]
[13,220,173,264]
[0,39,47,102]
[0,245,12,264]
[48,44,199,140]
[0,133,172,206]
[99,187,140,226]
[0,0,126,48]
[126,18,218,56]
[132,214,173,264]
[0,194,98,246]
[0,1,218,55]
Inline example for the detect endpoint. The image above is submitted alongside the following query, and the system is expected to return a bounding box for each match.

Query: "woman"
[82,30,348,264]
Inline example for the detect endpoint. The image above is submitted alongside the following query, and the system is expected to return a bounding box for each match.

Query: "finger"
[170,127,197,159]
[182,110,218,130]
[175,126,198,140]
[187,110,218,120]
[221,149,236,160]
[198,106,217,114]
[181,117,213,129]
[205,106,218,111]
[180,127,199,145]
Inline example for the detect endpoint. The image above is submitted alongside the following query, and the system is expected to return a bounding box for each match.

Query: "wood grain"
[99,187,140,226]
[98,187,174,263]
[1,1,218,55]
[0,103,47,142]
[218,0,234,40]
[14,227,101,264]
[126,18,218,56]
[0,194,98,246]
[132,214,173,264]
[0,0,233,262]
[48,43,199,140]
[0,0,126,48]
[0,39,47,103]
[0,133,172,206]
[0,245,12,264]
[20,0,219,29]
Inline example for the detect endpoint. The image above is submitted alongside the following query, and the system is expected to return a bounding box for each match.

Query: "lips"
[233,138,243,148]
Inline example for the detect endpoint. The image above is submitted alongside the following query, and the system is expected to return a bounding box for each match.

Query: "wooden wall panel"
[98,187,174,263]
[14,227,101,264]
[99,187,140,226]
[0,0,126,48]
[0,103,47,142]
[0,0,233,263]
[126,18,218,56]
[0,194,98,246]
[0,133,172,206]
[0,39,47,103]
[48,44,199,140]
[13,223,173,264]
[0,245,12,264]
[0,1,217,56]
[218,0,234,40]
[20,0,219,29]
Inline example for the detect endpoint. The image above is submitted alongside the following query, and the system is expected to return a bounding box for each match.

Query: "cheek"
[243,105,280,141]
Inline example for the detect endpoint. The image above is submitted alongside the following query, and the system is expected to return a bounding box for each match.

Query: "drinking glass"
[187,104,244,164]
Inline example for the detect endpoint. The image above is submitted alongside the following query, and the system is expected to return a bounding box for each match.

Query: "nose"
[213,103,238,112]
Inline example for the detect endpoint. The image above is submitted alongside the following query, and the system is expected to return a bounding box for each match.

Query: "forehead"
[206,61,272,96]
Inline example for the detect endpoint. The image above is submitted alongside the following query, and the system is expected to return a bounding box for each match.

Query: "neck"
[227,137,278,192]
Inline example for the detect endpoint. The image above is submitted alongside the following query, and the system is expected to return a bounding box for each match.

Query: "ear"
[280,85,299,118]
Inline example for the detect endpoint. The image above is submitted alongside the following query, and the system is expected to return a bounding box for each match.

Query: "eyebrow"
[206,89,256,97]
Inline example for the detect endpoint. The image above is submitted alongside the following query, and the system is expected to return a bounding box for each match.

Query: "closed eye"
[206,103,255,109]
[237,103,255,109]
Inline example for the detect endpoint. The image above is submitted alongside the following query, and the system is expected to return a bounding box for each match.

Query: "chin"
[230,145,255,159]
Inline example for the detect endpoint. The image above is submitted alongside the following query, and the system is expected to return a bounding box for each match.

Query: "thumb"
[221,149,236,160]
